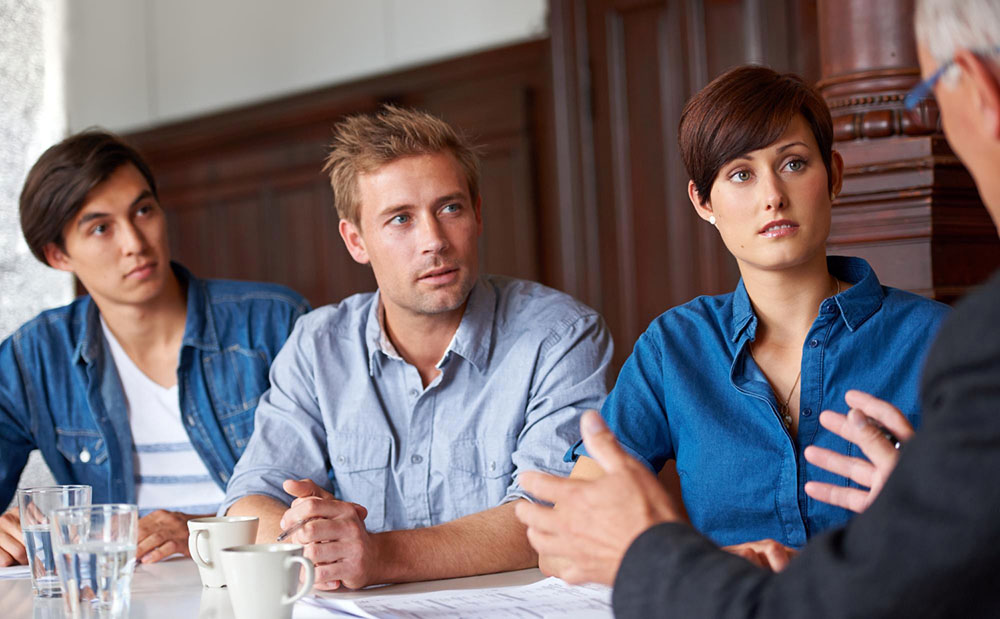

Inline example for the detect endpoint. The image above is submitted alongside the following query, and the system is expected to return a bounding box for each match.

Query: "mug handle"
[188,529,212,569]
[282,556,315,605]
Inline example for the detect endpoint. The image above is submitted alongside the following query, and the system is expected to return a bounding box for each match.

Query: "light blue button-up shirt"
[223,275,612,531]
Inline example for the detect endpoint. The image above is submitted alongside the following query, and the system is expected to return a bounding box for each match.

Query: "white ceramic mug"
[188,516,259,588]
[219,544,315,619]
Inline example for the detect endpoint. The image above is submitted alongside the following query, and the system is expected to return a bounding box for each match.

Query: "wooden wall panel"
[128,42,549,309]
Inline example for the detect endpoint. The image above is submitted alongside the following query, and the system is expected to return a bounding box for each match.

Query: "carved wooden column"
[817,0,999,300]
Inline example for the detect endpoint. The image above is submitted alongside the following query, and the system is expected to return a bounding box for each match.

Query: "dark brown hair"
[679,65,833,204]
[323,104,481,226]
[19,129,158,264]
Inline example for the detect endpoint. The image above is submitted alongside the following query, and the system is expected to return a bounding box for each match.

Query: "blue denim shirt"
[223,276,612,532]
[0,263,309,507]
[569,257,950,547]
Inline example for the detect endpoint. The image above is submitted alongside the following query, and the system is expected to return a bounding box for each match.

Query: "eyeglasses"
[905,46,1000,110]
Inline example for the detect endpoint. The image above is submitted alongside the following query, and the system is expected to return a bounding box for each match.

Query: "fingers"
[283,479,334,500]
[579,411,631,475]
[803,445,874,488]
[518,471,577,507]
[141,539,179,564]
[723,540,797,572]
[280,497,361,531]
[804,481,870,513]
[0,534,27,566]
[818,410,900,473]
[514,499,561,537]
[844,390,914,441]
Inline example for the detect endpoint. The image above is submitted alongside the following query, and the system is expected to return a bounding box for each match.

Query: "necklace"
[750,276,841,431]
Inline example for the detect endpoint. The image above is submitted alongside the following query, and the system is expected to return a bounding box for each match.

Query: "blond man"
[224,106,612,589]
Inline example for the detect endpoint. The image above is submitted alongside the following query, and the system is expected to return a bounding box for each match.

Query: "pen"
[275,517,316,542]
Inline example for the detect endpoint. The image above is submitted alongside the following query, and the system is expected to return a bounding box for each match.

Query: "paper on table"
[0,565,31,580]
[302,577,612,618]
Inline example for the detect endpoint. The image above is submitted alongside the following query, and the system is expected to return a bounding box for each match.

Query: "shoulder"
[878,286,951,324]
[200,278,310,315]
[290,291,376,340]
[486,275,602,334]
[641,292,735,345]
[5,297,89,351]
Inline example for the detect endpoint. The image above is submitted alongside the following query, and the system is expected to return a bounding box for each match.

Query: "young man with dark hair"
[0,130,310,566]
[224,105,612,588]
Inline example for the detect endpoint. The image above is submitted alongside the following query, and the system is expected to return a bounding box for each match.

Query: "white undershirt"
[100,318,224,517]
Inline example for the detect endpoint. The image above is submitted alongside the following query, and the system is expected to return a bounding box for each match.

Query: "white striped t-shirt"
[100,319,225,517]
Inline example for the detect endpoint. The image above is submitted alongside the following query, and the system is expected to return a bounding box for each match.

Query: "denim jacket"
[0,263,309,507]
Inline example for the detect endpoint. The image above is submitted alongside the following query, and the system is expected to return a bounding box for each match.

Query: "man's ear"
[955,48,1000,139]
[688,181,714,223]
[42,242,74,272]
[338,219,370,265]
[473,195,483,236]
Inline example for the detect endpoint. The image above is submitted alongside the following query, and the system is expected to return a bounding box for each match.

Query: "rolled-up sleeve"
[504,312,613,504]
[220,319,331,514]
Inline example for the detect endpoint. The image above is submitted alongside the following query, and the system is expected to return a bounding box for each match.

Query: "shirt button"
[809,339,819,348]
[337,455,346,465]
[802,408,813,417]
[411,454,423,464]
[219,471,229,483]
[186,415,196,426]
[409,389,419,399]
[79,448,91,463]
[489,461,496,472]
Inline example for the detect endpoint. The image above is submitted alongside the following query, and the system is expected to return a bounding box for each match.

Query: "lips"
[758,219,799,238]
[417,266,460,285]
[126,262,156,279]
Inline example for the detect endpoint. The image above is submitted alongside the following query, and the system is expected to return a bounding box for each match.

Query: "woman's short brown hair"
[19,129,158,264]
[679,65,833,204]
[323,105,481,226]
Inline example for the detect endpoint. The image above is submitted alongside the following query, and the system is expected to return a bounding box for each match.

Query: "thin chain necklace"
[749,276,841,431]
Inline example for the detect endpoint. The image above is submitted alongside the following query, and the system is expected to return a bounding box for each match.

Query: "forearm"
[226,494,288,543]
[372,500,536,585]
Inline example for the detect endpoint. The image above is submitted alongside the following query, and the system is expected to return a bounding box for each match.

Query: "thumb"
[846,409,899,470]
[351,503,369,522]
[283,478,334,500]
[580,410,630,474]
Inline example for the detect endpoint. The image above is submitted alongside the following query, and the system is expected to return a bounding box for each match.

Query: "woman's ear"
[688,180,715,223]
[830,150,845,196]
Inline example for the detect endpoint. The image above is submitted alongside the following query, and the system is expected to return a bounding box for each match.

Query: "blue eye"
[785,159,805,172]
[442,203,460,213]
[391,214,409,225]
[92,224,108,236]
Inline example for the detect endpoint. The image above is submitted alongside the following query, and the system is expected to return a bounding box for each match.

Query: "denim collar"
[730,256,886,343]
[73,262,218,365]
[366,277,493,376]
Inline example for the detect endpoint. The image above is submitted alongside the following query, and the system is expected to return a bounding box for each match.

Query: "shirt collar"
[365,277,494,376]
[74,261,216,363]
[175,262,220,351]
[729,255,885,342]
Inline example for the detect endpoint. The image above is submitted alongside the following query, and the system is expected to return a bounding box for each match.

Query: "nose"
[760,170,786,211]
[119,221,148,255]
[419,215,449,254]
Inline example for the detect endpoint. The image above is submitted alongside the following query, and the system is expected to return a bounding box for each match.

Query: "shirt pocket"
[329,434,391,533]
[55,429,108,467]
[448,435,517,511]
[202,346,271,451]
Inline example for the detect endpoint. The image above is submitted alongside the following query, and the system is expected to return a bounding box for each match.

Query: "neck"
[382,298,468,388]
[740,252,837,346]
[94,273,188,355]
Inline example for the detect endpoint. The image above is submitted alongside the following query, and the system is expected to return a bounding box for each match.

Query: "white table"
[0,558,547,618]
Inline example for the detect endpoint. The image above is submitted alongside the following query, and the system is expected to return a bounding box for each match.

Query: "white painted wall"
[65,0,548,132]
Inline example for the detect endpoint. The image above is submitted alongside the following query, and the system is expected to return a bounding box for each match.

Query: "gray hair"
[916,0,1000,84]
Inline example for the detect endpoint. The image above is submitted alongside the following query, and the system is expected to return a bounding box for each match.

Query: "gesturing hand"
[722,539,798,571]
[805,390,914,513]
[280,479,372,590]
[515,411,684,586]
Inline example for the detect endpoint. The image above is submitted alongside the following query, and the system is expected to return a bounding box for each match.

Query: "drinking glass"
[51,504,138,618]
[16,485,92,597]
